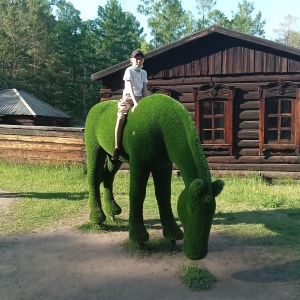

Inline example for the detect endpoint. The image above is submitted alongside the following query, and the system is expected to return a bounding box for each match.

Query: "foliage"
[273,15,300,48]
[206,9,231,28]
[0,0,55,87]
[230,0,266,36]
[137,0,196,47]
[92,0,145,68]
[199,0,266,36]
[178,263,217,290]
[195,0,216,29]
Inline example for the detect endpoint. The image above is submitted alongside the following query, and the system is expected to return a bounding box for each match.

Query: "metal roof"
[0,89,70,118]
[91,25,300,81]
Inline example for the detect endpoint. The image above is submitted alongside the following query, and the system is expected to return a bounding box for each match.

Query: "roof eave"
[91,25,300,81]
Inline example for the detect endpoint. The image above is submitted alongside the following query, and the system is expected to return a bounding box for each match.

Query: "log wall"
[1,115,299,177]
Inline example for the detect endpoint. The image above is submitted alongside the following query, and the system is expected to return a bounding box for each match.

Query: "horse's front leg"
[128,164,150,245]
[152,165,183,241]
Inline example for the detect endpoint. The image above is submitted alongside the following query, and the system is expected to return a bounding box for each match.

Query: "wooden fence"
[0,125,86,164]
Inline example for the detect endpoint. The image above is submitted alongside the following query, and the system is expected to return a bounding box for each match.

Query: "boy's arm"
[125,80,138,112]
[125,80,137,104]
[142,82,149,98]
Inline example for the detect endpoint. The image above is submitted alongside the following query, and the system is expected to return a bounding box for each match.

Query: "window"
[194,83,234,155]
[266,98,292,143]
[201,100,225,142]
[259,80,300,156]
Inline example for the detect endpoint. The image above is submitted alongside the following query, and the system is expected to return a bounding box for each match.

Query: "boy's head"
[130,49,145,69]
[131,49,144,59]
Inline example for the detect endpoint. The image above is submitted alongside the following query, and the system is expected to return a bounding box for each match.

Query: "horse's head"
[177,178,224,260]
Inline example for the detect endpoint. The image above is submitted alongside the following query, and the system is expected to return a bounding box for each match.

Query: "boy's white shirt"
[123,66,148,97]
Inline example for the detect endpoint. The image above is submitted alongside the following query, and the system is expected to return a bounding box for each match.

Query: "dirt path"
[0,191,299,300]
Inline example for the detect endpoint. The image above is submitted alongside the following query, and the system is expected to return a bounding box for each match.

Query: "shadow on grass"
[11,192,88,201]
[77,217,181,233]
[78,217,183,256]
[124,237,183,256]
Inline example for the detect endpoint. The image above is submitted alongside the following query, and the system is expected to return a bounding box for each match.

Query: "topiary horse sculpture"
[85,94,224,260]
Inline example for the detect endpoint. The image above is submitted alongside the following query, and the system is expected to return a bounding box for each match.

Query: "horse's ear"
[189,179,205,198]
[211,179,225,197]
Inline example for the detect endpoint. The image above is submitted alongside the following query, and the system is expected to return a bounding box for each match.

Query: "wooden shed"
[0,88,71,127]
[91,26,300,175]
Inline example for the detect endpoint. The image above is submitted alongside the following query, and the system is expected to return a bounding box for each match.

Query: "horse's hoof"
[90,209,106,224]
[171,239,177,250]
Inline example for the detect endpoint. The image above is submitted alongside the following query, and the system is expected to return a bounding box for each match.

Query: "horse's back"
[85,100,118,153]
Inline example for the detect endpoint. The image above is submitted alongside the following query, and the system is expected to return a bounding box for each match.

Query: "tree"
[50,0,106,124]
[230,0,265,37]
[0,0,55,87]
[206,9,231,28]
[92,0,145,69]
[273,15,300,48]
[195,0,216,29]
[137,0,196,47]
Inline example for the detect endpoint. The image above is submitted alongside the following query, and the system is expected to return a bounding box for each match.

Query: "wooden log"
[204,150,230,156]
[0,157,85,165]
[236,121,259,130]
[211,74,300,83]
[238,110,259,120]
[237,140,259,147]
[237,129,259,139]
[0,134,84,145]
[0,149,86,161]
[237,148,260,156]
[0,127,84,139]
[207,155,300,164]
[182,102,196,112]
[238,101,259,110]
[0,140,84,151]
[210,170,300,179]
[209,163,300,172]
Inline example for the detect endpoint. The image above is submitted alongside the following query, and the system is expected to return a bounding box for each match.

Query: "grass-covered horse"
[85,94,224,260]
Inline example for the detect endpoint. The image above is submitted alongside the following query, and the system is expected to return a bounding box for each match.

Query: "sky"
[67,0,300,41]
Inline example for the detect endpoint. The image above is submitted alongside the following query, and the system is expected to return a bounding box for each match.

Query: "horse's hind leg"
[102,157,123,219]
[86,144,107,224]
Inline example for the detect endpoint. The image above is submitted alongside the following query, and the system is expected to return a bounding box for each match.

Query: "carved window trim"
[194,82,234,156]
[259,79,300,156]
[100,88,112,101]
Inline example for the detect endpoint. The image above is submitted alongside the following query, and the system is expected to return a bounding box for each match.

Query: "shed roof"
[91,25,300,81]
[0,89,70,118]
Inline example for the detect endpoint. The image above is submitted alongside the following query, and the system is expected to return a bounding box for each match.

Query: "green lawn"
[1,161,299,289]
[1,161,299,242]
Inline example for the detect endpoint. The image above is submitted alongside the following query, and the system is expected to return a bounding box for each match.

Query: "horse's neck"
[167,133,211,187]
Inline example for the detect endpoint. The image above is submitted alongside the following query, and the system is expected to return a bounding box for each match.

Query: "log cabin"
[91,26,300,176]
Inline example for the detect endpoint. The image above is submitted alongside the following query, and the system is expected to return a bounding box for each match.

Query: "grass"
[1,161,299,244]
[178,263,217,290]
[0,161,300,290]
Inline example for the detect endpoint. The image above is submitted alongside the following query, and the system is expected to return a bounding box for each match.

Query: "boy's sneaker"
[111,148,120,161]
